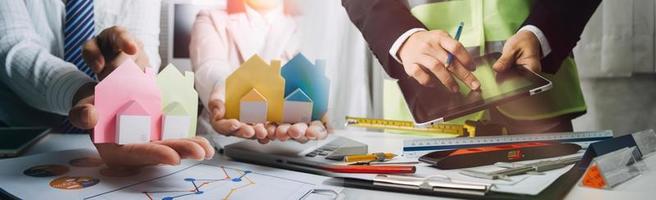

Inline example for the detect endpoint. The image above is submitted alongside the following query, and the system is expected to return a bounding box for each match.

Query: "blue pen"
[446,22,464,67]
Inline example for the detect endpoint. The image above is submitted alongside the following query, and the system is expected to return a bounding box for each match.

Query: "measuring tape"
[345,116,465,136]
[403,130,614,158]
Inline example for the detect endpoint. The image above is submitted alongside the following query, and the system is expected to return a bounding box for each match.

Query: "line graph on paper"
[85,163,316,200]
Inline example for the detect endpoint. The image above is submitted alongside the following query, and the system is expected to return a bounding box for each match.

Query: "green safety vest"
[384,0,587,133]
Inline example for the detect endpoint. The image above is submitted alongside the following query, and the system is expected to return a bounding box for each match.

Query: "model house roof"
[163,101,188,115]
[241,88,267,102]
[285,88,312,102]
[116,100,150,116]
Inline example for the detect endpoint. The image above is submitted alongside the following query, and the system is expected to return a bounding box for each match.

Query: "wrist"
[391,28,426,63]
[517,25,551,58]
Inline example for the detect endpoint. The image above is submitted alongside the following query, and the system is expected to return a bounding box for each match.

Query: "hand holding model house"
[210,53,331,144]
[69,27,214,167]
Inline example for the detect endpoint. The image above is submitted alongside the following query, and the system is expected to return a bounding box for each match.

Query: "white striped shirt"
[0,0,161,126]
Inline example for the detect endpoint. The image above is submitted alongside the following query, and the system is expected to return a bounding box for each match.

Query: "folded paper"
[226,53,330,124]
[157,64,198,138]
[281,53,330,121]
[93,61,197,144]
[226,55,285,123]
[94,59,162,143]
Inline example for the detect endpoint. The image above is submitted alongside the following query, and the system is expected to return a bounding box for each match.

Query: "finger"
[493,49,517,72]
[265,123,277,139]
[306,121,328,140]
[155,139,206,161]
[521,56,542,73]
[448,60,481,90]
[275,123,291,141]
[69,99,97,130]
[212,119,240,135]
[81,39,105,74]
[253,123,268,139]
[288,123,308,139]
[183,136,215,160]
[209,98,226,120]
[97,26,138,57]
[404,63,433,86]
[95,143,180,167]
[437,35,474,69]
[321,115,334,135]
[416,54,458,93]
[235,123,255,138]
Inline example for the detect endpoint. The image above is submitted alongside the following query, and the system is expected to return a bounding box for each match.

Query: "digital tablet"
[398,53,552,126]
[0,127,49,158]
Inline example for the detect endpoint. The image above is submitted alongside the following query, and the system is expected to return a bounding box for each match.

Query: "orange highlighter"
[344,153,397,163]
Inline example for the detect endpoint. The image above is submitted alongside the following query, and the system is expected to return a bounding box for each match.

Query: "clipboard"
[327,130,655,200]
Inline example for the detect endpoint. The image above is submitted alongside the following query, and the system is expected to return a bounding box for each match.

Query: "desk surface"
[14,130,656,200]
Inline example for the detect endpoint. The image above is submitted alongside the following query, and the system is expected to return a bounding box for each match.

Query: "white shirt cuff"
[518,25,551,58]
[47,68,95,115]
[389,28,427,63]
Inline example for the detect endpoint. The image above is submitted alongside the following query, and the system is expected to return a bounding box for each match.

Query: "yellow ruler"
[344,116,466,136]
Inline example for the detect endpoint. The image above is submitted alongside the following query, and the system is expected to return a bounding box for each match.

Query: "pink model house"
[93,59,163,144]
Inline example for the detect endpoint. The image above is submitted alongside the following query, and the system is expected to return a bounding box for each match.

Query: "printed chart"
[85,163,317,200]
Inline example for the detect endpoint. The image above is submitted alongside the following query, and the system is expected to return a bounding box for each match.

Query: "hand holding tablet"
[398,53,552,126]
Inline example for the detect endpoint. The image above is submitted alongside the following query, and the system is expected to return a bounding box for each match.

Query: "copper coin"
[23,164,70,177]
[49,176,99,190]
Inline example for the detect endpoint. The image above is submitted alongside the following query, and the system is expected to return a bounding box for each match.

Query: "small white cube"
[240,101,268,123]
[162,115,191,140]
[116,115,151,144]
[283,101,313,123]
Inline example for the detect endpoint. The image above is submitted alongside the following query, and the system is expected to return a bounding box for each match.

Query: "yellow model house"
[226,55,285,123]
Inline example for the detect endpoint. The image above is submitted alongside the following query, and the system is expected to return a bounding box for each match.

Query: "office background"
[158,0,656,135]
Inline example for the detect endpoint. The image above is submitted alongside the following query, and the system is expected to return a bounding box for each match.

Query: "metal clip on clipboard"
[460,155,583,181]
[372,174,493,196]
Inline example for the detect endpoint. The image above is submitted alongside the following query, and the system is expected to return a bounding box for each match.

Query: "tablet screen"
[398,53,551,125]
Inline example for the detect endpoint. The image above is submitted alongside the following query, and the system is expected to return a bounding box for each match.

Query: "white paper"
[161,115,191,139]
[283,101,313,123]
[0,149,342,200]
[240,101,268,123]
[116,115,151,144]
[334,153,581,196]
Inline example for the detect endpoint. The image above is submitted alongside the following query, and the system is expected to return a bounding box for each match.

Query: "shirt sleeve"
[518,25,552,58]
[0,0,94,115]
[389,28,426,63]
[189,10,233,110]
[94,0,162,68]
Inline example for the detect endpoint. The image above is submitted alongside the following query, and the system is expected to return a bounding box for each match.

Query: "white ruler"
[403,130,614,158]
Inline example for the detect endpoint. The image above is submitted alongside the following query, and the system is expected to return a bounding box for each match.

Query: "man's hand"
[95,136,215,168]
[398,30,480,93]
[68,26,214,168]
[492,31,542,73]
[82,26,150,80]
[207,87,329,144]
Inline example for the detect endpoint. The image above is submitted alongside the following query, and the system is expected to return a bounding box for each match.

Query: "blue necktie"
[60,0,95,133]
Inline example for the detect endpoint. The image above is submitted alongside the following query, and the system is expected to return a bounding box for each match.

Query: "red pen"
[323,165,416,174]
